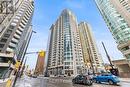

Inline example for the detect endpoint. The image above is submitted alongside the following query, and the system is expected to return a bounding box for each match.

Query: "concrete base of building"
[119,72,130,78]
[112,59,130,78]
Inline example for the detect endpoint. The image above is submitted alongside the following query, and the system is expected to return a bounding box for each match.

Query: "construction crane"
[102,42,119,76]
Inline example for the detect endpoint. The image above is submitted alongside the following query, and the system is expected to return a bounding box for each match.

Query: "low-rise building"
[112,59,130,78]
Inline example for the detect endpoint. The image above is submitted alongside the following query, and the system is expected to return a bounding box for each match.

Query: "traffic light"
[39,50,45,57]
[15,61,21,70]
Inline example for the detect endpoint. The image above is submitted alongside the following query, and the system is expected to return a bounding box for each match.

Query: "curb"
[121,80,130,83]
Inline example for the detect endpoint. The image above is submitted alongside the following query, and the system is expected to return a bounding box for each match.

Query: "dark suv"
[72,74,93,86]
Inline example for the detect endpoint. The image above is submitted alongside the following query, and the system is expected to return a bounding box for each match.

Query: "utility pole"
[20,57,27,77]
[102,42,114,69]
[12,30,36,87]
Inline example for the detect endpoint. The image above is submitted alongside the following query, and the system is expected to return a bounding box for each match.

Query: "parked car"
[31,75,37,78]
[72,75,93,86]
[93,73,120,85]
[58,75,67,77]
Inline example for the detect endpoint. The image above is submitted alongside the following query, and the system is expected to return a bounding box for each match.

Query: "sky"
[26,0,123,69]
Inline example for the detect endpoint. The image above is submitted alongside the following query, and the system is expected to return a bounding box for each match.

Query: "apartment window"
[9,25,15,29]
[1,38,7,43]
[4,33,10,38]
[120,25,126,30]
[121,46,129,51]
[0,44,4,48]
[6,30,12,34]
[126,53,130,59]
[0,67,12,79]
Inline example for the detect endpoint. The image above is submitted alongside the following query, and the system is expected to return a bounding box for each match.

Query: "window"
[0,44,4,48]
[1,38,7,43]
[120,25,126,30]
[126,54,130,59]
[0,67,12,79]
[4,34,10,38]
[121,46,129,51]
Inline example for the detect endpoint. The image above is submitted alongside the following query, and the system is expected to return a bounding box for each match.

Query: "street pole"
[12,30,36,87]
[12,61,21,87]
[101,42,114,69]
[19,30,36,77]
[20,57,27,77]
[20,30,36,68]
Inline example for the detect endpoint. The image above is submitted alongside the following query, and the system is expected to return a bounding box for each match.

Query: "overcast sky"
[26,0,123,69]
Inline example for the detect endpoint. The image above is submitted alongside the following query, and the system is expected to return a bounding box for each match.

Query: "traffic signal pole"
[12,30,36,87]
[20,57,27,77]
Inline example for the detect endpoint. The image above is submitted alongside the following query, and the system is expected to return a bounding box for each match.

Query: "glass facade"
[95,0,130,59]
[63,11,73,61]
[96,0,130,44]
[0,67,12,79]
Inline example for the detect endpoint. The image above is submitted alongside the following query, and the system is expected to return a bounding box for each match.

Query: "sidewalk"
[0,79,8,87]
[15,75,32,87]
[120,78,130,83]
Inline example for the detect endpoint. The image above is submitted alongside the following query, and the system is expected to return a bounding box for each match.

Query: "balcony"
[18,26,24,32]
[122,49,130,55]
[11,38,19,43]
[6,47,14,53]
[9,42,16,48]
[16,30,22,35]
[14,34,20,40]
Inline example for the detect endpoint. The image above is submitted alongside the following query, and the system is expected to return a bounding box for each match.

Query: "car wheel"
[93,79,96,83]
[83,80,86,85]
[87,81,93,86]
[88,83,93,86]
[108,80,114,85]
[97,80,101,84]
[72,80,76,84]
[83,80,93,86]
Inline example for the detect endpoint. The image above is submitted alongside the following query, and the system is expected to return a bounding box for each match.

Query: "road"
[15,76,130,87]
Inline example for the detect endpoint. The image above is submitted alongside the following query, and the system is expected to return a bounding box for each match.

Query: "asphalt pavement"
[15,76,130,87]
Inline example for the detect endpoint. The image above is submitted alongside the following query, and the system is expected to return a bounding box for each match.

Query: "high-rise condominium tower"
[78,22,103,72]
[46,9,85,76]
[46,9,104,76]
[95,0,130,60]
[0,0,34,78]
